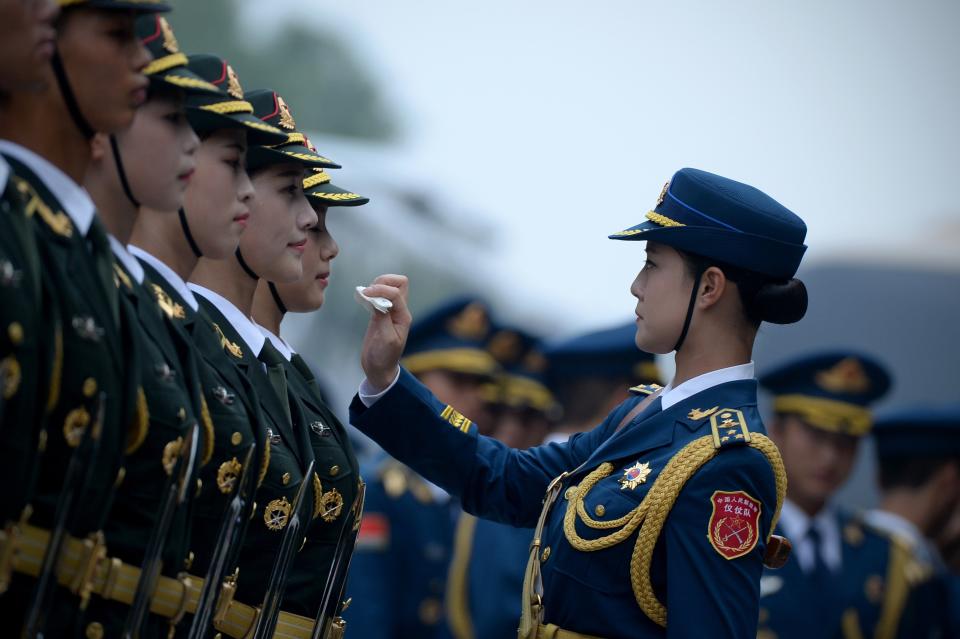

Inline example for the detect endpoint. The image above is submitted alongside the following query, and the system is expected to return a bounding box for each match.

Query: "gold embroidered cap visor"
[185,97,288,146]
[58,0,170,12]
[246,139,341,172]
[303,170,369,207]
[773,394,873,437]
[401,347,499,380]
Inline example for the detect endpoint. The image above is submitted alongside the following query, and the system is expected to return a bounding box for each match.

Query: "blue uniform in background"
[345,454,456,639]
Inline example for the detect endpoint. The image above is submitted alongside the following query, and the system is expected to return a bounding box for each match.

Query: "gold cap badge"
[226,65,243,100]
[277,96,296,130]
[816,358,870,394]
[159,17,179,54]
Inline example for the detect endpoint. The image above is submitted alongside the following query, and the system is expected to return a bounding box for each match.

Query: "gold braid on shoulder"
[563,432,787,627]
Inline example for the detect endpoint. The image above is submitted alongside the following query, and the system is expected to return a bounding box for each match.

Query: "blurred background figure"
[446,325,558,639]
[542,321,662,445]
[865,405,960,636]
[347,297,498,639]
[756,351,939,638]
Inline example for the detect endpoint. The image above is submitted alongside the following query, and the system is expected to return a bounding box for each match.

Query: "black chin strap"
[178,208,203,258]
[268,282,288,315]
[673,267,705,352]
[50,49,95,139]
[109,135,140,208]
[235,248,259,280]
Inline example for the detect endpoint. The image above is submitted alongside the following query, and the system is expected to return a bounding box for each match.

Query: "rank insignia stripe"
[439,405,472,433]
[707,490,762,560]
[709,408,752,448]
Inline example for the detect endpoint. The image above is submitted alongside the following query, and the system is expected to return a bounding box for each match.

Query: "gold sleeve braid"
[563,433,787,628]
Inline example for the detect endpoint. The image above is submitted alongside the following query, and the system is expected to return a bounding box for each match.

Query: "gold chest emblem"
[264,496,292,531]
[619,461,652,490]
[217,457,243,494]
[162,436,184,475]
[319,488,344,523]
[276,96,296,130]
[63,406,91,447]
[151,284,185,319]
[226,65,244,100]
[1,356,22,400]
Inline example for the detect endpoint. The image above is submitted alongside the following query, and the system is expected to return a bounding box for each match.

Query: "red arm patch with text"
[708,490,761,560]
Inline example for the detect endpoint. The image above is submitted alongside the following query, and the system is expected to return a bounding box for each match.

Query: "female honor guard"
[0,0,60,577]
[0,1,164,635]
[185,89,337,638]
[251,167,368,628]
[351,168,809,638]
[81,16,224,636]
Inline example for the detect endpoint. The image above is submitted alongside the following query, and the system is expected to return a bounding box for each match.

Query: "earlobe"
[89,132,108,162]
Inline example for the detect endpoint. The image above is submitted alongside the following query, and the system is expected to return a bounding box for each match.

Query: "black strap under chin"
[268,282,287,315]
[51,49,95,139]
[673,266,704,352]
[109,135,140,208]
[235,247,259,280]
[178,208,203,258]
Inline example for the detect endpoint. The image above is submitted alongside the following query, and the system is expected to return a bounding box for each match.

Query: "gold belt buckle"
[71,531,107,609]
[327,617,347,639]
[212,567,239,629]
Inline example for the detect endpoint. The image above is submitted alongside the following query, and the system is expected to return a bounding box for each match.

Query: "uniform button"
[184,551,195,570]
[85,622,104,639]
[594,504,605,517]
[541,546,551,562]
[177,407,187,422]
[282,472,291,485]
[115,467,126,488]
[37,429,48,452]
[82,377,97,398]
[330,465,340,476]
[8,322,23,345]
[214,634,223,639]
[196,478,203,496]
[231,431,242,445]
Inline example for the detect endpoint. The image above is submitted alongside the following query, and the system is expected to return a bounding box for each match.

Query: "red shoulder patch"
[356,513,390,551]
[708,490,761,560]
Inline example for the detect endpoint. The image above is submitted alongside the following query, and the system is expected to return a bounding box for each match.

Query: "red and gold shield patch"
[708,490,762,560]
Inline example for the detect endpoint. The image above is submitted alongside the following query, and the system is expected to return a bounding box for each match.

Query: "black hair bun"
[753,278,808,324]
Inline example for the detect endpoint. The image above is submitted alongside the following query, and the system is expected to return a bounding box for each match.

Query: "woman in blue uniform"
[351,167,808,639]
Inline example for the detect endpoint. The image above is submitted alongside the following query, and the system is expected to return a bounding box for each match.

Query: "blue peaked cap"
[543,321,661,390]
[610,168,807,279]
[873,404,960,457]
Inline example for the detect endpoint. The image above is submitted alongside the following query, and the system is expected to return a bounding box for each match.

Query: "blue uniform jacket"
[350,369,779,639]
[345,454,456,639]
[759,513,944,639]
[447,514,532,639]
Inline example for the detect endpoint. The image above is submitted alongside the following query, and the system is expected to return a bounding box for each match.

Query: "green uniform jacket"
[280,351,362,617]
[0,170,60,525]
[0,156,140,637]
[82,260,206,639]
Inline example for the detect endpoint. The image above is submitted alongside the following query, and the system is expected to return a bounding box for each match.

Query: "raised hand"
[359,274,412,392]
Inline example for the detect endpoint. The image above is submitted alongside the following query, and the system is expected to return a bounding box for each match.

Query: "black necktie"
[258,340,292,426]
[806,526,830,584]
[87,215,119,325]
[290,353,323,394]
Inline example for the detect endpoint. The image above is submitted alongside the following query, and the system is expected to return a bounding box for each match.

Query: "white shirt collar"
[660,361,755,410]
[128,245,199,311]
[257,324,294,361]
[188,283,265,355]
[0,154,9,187]
[0,140,96,236]
[778,499,842,573]
[108,235,144,285]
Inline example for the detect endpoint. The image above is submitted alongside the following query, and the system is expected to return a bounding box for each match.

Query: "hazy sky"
[243,0,960,330]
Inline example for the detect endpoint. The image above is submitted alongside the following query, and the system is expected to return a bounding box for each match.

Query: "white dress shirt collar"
[128,245,199,311]
[778,499,842,573]
[660,361,755,410]
[108,235,144,285]
[257,324,294,361]
[188,283,265,355]
[863,509,941,565]
[0,140,95,236]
